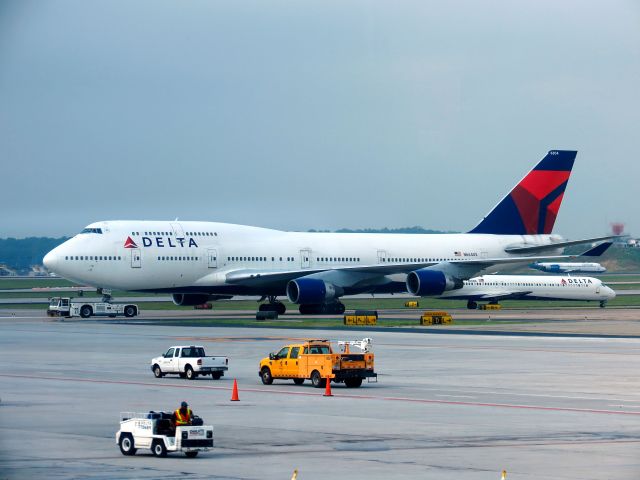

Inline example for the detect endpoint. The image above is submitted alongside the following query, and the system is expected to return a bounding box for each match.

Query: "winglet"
[469,150,577,235]
[580,242,613,257]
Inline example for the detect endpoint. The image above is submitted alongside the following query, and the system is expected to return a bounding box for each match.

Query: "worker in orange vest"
[173,401,193,427]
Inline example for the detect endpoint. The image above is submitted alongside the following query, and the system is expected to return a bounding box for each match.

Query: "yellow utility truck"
[259,339,377,388]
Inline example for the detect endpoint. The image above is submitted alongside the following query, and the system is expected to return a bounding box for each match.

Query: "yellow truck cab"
[259,339,376,388]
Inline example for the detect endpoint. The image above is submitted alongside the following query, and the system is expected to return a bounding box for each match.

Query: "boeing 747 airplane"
[43,150,613,314]
[439,274,615,309]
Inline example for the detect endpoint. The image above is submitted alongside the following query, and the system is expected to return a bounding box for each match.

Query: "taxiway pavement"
[0,317,639,479]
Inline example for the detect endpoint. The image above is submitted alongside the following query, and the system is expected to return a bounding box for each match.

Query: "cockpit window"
[80,228,103,234]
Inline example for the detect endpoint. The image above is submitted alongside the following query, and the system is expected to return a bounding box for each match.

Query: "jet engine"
[286,278,343,305]
[406,269,463,296]
[172,293,212,306]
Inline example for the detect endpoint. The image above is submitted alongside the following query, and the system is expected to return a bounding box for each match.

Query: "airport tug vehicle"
[47,296,138,318]
[116,412,213,458]
[259,338,377,388]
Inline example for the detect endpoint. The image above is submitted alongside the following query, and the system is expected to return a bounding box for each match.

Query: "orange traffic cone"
[323,376,333,397]
[231,379,240,401]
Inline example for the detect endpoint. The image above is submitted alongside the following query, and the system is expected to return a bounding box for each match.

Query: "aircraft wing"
[223,251,581,287]
[224,262,438,285]
[504,235,617,254]
[478,291,532,301]
[441,291,532,301]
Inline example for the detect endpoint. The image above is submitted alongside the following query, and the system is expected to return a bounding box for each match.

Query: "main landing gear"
[467,300,478,310]
[258,296,287,315]
[298,301,346,315]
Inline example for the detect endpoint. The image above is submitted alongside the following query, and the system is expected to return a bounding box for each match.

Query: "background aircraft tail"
[581,241,613,257]
[469,150,577,235]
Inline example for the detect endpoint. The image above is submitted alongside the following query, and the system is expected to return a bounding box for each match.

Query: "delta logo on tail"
[470,150,576,235]
[124,237,138,249]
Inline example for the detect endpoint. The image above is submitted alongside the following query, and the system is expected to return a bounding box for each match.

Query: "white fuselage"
[439,274,615,302]
[43,220,566,296]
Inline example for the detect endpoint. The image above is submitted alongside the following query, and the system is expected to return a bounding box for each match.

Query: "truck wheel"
[211,372,222,380]
[124,305,136,317]
[311,370,325,388]
[185,366,196,380]
[119,434,137,455]
[293,378,304,385]
[185,451,198,458]
[152,439,167,457]
[345,378,363,388]
[261,367,273,385]
[153,365,163,378]
[80,305,92,318]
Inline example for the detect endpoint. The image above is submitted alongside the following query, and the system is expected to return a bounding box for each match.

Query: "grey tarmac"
[0,314,639,479]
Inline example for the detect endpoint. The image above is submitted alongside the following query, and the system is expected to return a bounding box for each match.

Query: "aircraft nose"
[43,249,59,272]
[607,287,616,300]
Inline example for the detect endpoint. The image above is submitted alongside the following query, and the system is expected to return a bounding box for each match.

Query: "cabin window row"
[157,256,199,261]
[467,282,587,287]
[130,231,217,237]
[64,255,122,261]
[318,257,360,262]
[226,256,295,262]
[383,257,451,263]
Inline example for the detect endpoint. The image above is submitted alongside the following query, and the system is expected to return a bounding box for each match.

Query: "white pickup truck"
[151,346,229,380]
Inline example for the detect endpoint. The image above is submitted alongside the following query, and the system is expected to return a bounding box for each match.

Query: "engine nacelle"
[172,293,212,306]
[286,278,342,305]
[406,269,463,296]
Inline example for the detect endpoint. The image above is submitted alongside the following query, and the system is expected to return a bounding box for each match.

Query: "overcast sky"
[1,1,638,239]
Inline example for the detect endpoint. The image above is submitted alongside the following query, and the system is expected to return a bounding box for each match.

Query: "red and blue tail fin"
[469,150,576,235]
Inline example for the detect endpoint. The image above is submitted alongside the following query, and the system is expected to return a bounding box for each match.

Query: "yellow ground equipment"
[259,339,377,388]
[479,304,502,310]
[419,311,453,326]
[404,301,419,308]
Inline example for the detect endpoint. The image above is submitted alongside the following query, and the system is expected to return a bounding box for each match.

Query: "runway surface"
[1,316,640,479]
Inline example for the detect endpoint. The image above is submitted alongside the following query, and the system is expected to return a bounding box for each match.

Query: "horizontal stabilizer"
[504,235,617,254]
